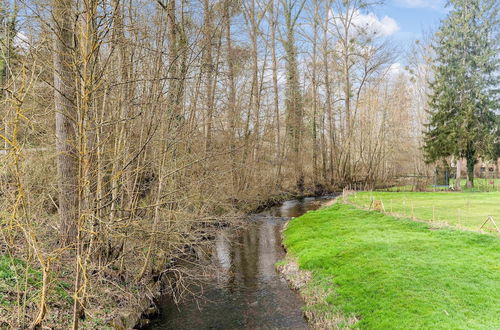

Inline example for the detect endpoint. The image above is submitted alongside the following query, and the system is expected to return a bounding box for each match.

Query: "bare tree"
[282,0,305,191]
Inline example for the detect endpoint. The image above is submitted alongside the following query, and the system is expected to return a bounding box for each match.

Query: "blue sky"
[336,0,450,73]
[375,0,449,46]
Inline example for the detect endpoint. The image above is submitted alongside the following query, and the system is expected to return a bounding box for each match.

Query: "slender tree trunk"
[322,7,334,185]
[110,0,127,220]
[311,0,319,190]
[167,0,179,122]
[343,29,352,184]
[202,0,214,152]
[53,0,78,245]
[1,6,15,154]
[224,0,238,192]
[283,0,304,191]
[248,0,260,162]
[270,0,282,184]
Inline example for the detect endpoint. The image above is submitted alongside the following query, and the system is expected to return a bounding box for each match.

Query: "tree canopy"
[424,0,499,187]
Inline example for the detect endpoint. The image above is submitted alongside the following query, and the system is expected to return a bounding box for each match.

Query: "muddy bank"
[276,197,358,329]
[276,256,357,329]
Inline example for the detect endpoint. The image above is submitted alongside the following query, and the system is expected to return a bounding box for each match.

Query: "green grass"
[380,185,415,192]
[380,185,449,192]
[283,203,500,329]
[0,255,41,306]
[347,191,500,231]
[450,178,500,192]
[0,255,72,308]
[378,178,499,192]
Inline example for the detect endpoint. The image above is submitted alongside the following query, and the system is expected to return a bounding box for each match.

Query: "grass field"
[380,185,449,192]
[283,203,500,329]
[347,191,500,231]
[450,178,500,192]
[378,178,499,192]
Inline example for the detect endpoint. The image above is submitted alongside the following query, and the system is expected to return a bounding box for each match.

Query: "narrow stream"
[148,196,335,329]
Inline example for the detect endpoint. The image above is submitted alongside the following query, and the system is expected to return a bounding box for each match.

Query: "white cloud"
[14,31,29,51]
[330,10,400,37]
[388,63,403,76]
[394,0,446,10]
[352,11,400,36]
[386,63,414,83]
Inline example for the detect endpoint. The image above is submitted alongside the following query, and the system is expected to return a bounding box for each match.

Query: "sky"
[370,0,449,46]
[345,0,450,72]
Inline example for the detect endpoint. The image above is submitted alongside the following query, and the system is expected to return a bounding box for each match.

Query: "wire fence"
[376,176,500,192]
[342,189,499,234]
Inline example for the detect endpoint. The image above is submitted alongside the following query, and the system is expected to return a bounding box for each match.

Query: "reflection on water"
[148,196,335,330]
[214,232,232,284]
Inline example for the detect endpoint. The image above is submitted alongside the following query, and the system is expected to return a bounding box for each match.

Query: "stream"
[147,196,336,329]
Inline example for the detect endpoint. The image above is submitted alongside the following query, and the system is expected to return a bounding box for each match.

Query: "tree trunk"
[466,156,474,188]
[270,0,282,185]
[53,0,78,245]
[1,7,15,154]
[322,9,335,185]
[311,0,319,190]
[202,0,214,152]
[465,143,475,188]
[166,0,179,122]
[283,0,304,191]
[455,157,462,190]
[248,0,260,163]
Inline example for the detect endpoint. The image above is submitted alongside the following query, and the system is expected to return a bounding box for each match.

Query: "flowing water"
[148,196,336,330]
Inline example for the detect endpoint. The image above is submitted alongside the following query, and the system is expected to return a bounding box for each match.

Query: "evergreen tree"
[424,0,498,188]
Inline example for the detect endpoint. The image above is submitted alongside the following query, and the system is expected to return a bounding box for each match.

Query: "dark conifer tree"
[424,0,498,187]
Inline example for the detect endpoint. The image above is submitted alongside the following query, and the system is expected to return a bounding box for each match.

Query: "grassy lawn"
[450,178,500,192]
[379,185,449,192]
[378,178,499,192]
[283,203,500,329]
[347,191,500,231]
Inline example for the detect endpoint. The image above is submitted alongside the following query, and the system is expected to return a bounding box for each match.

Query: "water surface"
[149,196,335,330]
